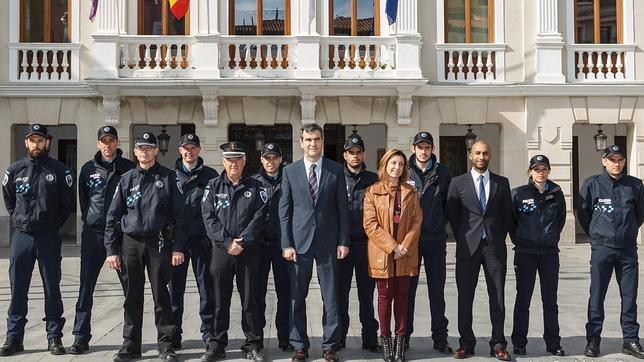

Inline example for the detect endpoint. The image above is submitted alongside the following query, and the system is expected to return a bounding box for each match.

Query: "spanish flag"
[169,0,189,20]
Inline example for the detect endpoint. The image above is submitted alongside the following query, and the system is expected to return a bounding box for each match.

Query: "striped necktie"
[309,163,318,205]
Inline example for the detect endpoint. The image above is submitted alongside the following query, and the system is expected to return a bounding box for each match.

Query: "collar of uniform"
[601,169,625,184]
[175,156,204,176]
[259,167,282,185]
[28,151,50,163]
[344,162,366,178]
[135,161,159,174]
[221,170,246,187]
[94,149,123,169]
[409,153,436,175]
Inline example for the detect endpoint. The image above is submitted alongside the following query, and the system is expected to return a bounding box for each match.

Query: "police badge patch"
[65,174,73,187]
[202,188,210,202]
[45,174,55,182]
[243,190,252,198]
[155,180,164,189]
[260,188,268,203]
[2,172,8,186]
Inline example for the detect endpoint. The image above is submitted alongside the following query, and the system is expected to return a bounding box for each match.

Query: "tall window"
[139,0,189,35]
[21,0,71,42]
[230,0,291,35]
[330,0,379,36]
[445,0,494,43]
[575,0,622,43]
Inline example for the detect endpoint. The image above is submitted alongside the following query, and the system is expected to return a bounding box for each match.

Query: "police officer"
[578,144,644,359]
[0,124,75,356]
[509,155,565,357]
[168,133,218,349]
[336,133,380,352]
[105,131,186,362]
[70,126,134,355]
[253,142,293,352]
[201,142,267,362]
[405,131,453,354]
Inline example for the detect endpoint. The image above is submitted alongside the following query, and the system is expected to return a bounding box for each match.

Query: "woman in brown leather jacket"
[363,149,422,362]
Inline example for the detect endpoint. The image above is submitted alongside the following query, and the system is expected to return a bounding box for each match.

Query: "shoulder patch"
[65,174,73,187]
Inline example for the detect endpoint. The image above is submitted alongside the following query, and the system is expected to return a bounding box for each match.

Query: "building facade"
[0,0,642,245]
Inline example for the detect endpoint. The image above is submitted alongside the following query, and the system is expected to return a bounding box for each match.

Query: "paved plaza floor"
[0,243,642,361]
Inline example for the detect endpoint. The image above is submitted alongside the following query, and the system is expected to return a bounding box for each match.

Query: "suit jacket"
[446,170,513,261]
[279,158,350,254]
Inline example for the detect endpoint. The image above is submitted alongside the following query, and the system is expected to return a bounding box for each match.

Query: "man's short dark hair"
[300,123,324,139]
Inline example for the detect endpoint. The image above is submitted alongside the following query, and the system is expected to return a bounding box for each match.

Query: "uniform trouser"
[168,237,214,342]
[586,244,640,343]
[406,241,449,343]
[257,242,291,345]
[456,239,507,350]
[511,252,561,348]
[122,233,175,351]
[209,245,262,350]
[7,229,65,341]
[289,247,340,351]
[72,228,127,343]
[337,241,378,345]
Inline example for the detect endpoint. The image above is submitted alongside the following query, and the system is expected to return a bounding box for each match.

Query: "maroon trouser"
[376,276,411,337]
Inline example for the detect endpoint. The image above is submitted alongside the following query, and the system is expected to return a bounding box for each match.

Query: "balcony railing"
[219,36,297,78]
[9,43,81,82]
[119,36,195,78]
[567,44,636,82]
[320,36,396,78]
[436,43,506,83]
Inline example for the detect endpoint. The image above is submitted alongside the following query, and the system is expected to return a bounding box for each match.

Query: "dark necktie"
[309,164,318,205]
[479,175,487,239]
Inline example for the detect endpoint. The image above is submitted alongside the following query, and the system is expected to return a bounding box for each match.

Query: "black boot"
[380,336,393,362]
[394,336,406,362]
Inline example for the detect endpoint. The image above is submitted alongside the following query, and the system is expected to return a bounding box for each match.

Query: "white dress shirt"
[471,168,490,205]
[303,157,323,189]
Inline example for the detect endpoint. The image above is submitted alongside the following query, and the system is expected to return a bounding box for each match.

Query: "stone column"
[96,0,126,34]
[535,0,565,83]
[92,0,127,78]
[393,0,422,78]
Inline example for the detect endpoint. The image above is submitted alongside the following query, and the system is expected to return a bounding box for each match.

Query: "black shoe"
[546,344,565,356]
[279,341,295,352]
[69,340,89,355]
[247,349,265,362]
[0,339,23,357]
[158,347,178,361]
[513,345,526,355]
[585,340,600,358]
[113,346,142,362]
[433,341,453,354]
[48,337,65,355]
[362,341,383,353]
[623,342,644,359]
[201,347,226,362]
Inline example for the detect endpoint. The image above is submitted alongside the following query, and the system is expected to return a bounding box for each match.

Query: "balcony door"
[21,0,71,43]
[138,0,189,35]
[330,0,380,36]
[229,0,291,35]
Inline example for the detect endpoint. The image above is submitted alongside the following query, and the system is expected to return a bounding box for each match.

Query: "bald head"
[469,139,491,173]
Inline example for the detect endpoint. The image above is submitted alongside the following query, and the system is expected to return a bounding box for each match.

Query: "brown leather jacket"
[363,180,422,279]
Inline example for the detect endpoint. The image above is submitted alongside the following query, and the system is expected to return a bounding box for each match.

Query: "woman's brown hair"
[377,149,409,184]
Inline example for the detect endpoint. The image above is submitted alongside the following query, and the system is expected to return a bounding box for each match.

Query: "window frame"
[328,0,381,37]
[20,0,73,43]
[444,0,495,43]
[137,0,191,35]
[574,0,623,44]
[228,0,292,36]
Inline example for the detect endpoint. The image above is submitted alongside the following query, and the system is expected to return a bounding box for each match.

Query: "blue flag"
[386,0,399,25]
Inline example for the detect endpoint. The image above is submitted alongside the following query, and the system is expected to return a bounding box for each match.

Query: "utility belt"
[128,228,169,253]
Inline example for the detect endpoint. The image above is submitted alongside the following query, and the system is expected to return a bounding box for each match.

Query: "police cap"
[220,141,247,158]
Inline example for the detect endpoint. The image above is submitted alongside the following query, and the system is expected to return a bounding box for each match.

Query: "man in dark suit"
[279,122,350,362]
[447,140,513,361]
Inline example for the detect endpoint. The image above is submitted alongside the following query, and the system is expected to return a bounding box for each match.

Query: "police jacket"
[408,154,452,243]
[2,153,76,233]
[345,163,378,242]
[202,171,266,250]
[252,168,282,244]
[79,150,135,230]
[510,179,566,254]
[578,170,644,248]
[105,162,186,256]
[175,157,219,238]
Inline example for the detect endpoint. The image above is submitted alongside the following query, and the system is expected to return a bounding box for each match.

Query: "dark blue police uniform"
[405,132,452,352]
[252,142,291,351]
[1,124,75,351]
[509,159,566,356]
[169,142,218,346]
[201,142,267,360]
[336,134,380,351]
[105,132,186,360]
[578,147,644,355]
[72,133,134,348]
